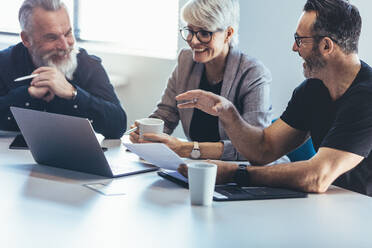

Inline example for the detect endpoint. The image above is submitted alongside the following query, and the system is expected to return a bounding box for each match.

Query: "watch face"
[190,149,201,159]
[239,164,247,170]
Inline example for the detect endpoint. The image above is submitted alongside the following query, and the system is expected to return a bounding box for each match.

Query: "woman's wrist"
[176,141,224,159]
[177,141,194,158]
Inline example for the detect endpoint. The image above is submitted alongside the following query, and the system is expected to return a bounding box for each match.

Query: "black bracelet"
[233,164,250,187]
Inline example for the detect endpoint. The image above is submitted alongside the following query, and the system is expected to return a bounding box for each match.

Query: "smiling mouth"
[52,54,69,62]
[193,48,207,53]
[44,49,71,61]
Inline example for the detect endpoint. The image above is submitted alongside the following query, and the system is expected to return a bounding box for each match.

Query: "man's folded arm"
[248,147,364,193]
[69,85,127,139]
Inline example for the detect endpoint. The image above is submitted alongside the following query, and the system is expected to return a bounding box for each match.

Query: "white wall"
[110,0,372,137]
[1,0,371,138]
[238,0,372,118]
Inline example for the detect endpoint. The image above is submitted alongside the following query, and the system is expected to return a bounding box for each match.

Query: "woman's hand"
[129,122,140,143]
[141,133,185,156]
[129,124,185,157]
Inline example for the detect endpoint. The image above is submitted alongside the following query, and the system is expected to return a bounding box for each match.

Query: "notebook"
[158,170,307,201]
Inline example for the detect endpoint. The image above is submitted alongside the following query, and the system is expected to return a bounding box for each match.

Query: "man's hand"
[176,90,234,118]
[30,67,75,100]
[178,160,239,184]
[28,86,55,102]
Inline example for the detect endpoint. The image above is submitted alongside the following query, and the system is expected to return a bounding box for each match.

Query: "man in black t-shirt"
[176,0,372,196]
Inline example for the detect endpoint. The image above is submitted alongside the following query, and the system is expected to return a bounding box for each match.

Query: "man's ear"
[225,26,234,43]
[21,31,32,48]
[321,37,334,55]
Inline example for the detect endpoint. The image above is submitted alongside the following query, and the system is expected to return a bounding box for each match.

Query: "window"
[0,0,23,34]
[0,0,74,34]
[0,0,178,59]
[78,0,179,58]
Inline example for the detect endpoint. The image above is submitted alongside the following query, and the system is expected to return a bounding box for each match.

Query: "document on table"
[123,143,185,170]
[84,181,126,196]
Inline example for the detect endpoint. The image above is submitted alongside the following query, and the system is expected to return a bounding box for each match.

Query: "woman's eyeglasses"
[180,27,220,44]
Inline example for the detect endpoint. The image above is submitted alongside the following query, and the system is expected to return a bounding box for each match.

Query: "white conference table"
[1,133,372,248]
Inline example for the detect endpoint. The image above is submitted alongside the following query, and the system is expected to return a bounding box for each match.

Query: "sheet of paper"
[84,182,126,196]
[100,139,122,148]
[123,143,185,170]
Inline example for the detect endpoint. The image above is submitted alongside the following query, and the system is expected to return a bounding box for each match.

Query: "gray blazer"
[150,47,282,161]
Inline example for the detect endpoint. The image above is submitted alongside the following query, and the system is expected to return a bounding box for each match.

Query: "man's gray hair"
[19,0,67,33]
[181,0,240,47]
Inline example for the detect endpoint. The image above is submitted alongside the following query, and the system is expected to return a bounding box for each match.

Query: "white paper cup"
[188,162,217,206]
[136,118,164,140]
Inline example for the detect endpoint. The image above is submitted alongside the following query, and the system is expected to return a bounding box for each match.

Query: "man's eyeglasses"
[294,33,328,47]
[180,27,219,44]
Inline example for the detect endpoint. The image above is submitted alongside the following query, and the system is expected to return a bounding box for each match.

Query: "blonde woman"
[131,0,288,163]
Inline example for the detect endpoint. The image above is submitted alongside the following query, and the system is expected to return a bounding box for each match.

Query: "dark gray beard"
[303,47,327,79]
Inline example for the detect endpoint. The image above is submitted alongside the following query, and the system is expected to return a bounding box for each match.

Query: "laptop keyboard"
[241,187,274,196]
[216,187,256,196]
[216,186,301,197]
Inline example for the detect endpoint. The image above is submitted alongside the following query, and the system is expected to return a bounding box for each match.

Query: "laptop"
[158,171,308,201]
[10,107,158,177]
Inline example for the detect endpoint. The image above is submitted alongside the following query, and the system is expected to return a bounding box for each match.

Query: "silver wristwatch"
[190,141,201,159]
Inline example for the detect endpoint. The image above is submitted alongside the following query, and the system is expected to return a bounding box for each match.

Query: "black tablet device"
[158,171,308,201]
[158,170,189,188]
[9,134,29,150]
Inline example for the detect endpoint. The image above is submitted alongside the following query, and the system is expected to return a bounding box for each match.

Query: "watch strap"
[233,164,249,187]
[190,141,201,159]
[193,141,199,150]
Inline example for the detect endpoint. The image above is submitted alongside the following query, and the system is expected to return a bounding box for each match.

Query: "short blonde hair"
[181,0,240,47]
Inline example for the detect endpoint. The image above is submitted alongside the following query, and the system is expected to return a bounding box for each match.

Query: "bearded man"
[0,0,127,138]
[177,0,372,196]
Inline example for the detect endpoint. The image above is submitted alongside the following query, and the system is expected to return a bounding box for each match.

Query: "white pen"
[124,126,138,135]
[14,74,39,82]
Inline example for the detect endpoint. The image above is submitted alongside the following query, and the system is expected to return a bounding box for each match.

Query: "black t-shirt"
[189,70,222,142]
[281,61,372,196]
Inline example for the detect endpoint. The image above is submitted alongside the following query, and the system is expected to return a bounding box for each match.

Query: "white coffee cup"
[188,162,217,206]
[136,118,164,139]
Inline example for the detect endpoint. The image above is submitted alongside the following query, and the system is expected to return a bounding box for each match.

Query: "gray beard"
[30,46,79,80]
[304,59,326,78]
[303,47,327,79]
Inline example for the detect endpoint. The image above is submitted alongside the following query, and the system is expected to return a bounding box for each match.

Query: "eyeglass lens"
[294,35,301,47]
[181,29,212,43]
